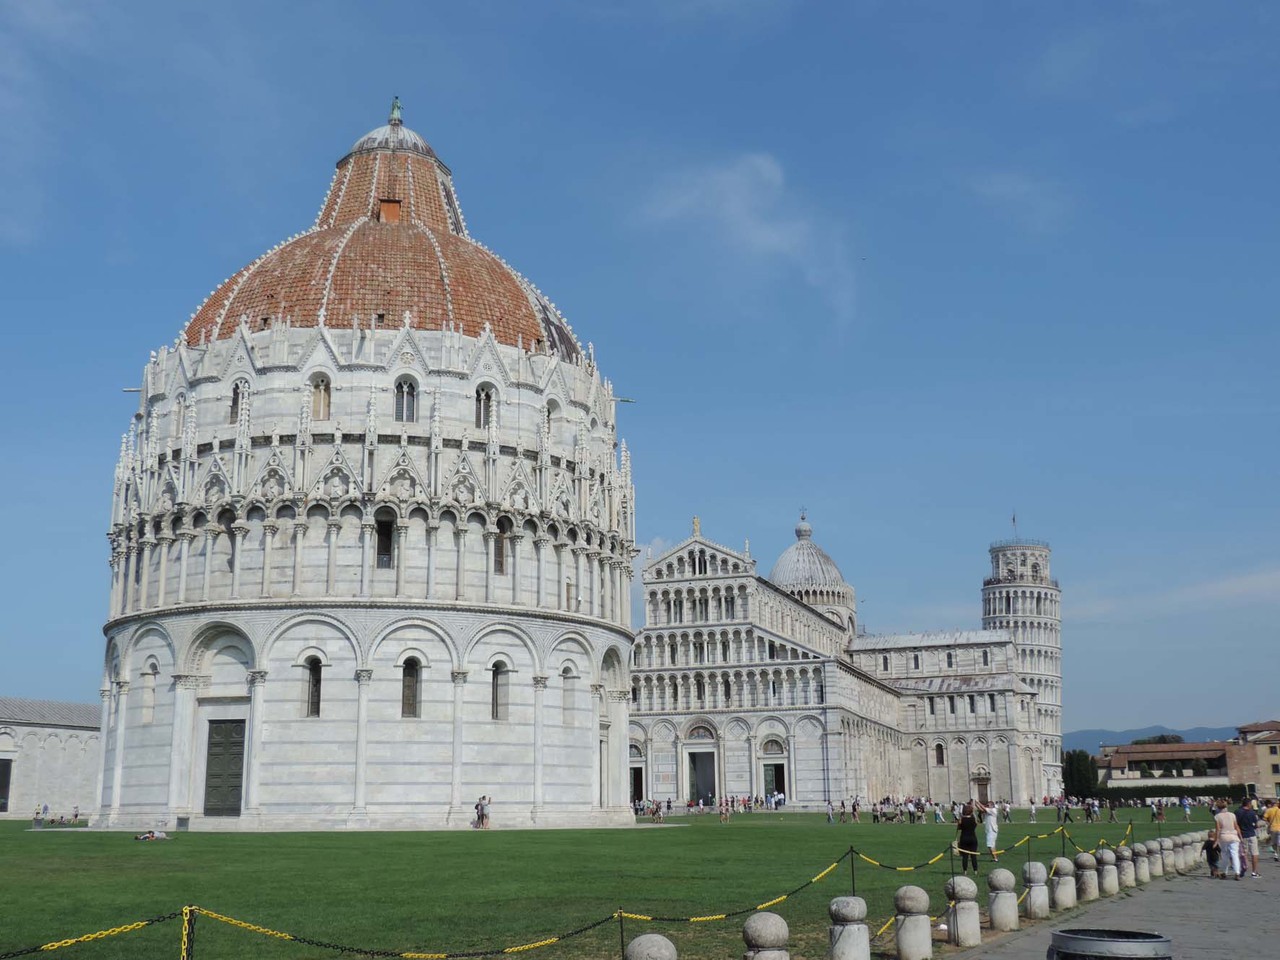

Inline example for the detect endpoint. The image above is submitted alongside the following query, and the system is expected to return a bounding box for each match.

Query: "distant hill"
[1064,725,1239,754]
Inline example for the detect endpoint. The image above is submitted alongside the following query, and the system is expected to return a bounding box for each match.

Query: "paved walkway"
[951,857,1280,959]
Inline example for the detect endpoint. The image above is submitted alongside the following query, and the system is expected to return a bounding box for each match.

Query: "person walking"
[957,803,980,876]
[1262,799,1280,862]
[1029,798,1037,823]
[1236,797,1260,878]
[1213,798,1242,880]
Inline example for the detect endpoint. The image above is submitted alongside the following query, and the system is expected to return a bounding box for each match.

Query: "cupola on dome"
[769,514,849,591]
[183,99,581,360]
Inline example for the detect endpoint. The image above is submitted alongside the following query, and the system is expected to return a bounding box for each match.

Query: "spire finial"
[389,96,403,125]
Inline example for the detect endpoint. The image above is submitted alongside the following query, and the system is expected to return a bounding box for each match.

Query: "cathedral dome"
[183,103,580,360]
[769,515,848,590]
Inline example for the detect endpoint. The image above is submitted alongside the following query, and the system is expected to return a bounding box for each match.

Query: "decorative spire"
[389,96,403,125]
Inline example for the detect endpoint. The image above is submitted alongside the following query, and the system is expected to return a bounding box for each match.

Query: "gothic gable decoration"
[251,449,295,503]
[442,449,486,507]
[500,456,540,514]
[376,446,429,503]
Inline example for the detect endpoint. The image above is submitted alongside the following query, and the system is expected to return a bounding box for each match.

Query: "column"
[291,520,306,596]
[200,529,216,601]
[109,681,130,816]
[93,686,111,818]
[572,548,585,612]
[622,565,633,629]
[510,534,524,604]
[590,684,604,807]
[673,735,685,802]
[155,534,173,608]
[746,735,756,798]
[325,520,341,593]
[425,523,439,599]
[167,676,199,817]
[353,669,372,815]
[394,524,409,596]
[138,537,154,610]
[449,671,467,812]
[483,532,496,603]
[554,544,565,610]
[607,689,630,809]
[243,670,267,814]
[359,522,374,597]
[533,537,548,608]
[108,556,122,618]
[785,733,797,802]
[586,551,599,617]
[259,522,277,598]
[229,522,249,599]
[532,675,548,815]
[454,529,467,601]
[175,529,194,604]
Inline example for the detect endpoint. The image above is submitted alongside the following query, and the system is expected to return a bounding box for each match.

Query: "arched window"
[394,378,417,423]
[912,653,920,670]
[229,380,249,425]
[172,395,186,440]
[561,667,578,724]
[311,376,331,421]
[695,677,705,701]
[306,656,323,717]
[669,642,677,665]
[946,651,954,668]
[475,386,494,428]
[881,655,889,672]
[401,658,421,718]
[491,660,510,721]
[982,649,990,667]
[140,662,158,724]
[375,510,396,569]
[935,744,945,767]
[723,677,732,701]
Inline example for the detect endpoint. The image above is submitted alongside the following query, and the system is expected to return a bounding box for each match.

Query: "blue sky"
[1,2,1276,731]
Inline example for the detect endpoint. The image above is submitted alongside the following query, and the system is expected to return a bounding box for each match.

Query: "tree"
[1063,749,1099,798]
[1132,734,1184,745]
[1139,763,1154,778]
[1191,759,1208,777]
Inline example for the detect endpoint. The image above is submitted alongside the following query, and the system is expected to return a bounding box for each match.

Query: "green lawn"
[0,810,1212,960]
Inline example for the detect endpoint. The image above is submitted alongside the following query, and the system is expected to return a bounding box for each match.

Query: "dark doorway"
[764,762,786,796]
[688,752,715,803]
[203,719,245,817]
[0,758,11,813]
[630,767,644,802]
[974,777,991,806]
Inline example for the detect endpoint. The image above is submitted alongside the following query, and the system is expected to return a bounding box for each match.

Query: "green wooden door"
[203,719,245,817]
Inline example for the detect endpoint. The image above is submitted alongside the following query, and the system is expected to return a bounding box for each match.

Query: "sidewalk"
[951,859,1280,959]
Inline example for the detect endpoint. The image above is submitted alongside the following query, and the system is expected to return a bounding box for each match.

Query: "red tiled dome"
[183,111,581,360]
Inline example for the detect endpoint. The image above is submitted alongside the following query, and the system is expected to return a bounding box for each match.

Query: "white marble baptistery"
[98,106,637,830]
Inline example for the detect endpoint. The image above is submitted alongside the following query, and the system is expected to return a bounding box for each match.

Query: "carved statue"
[394,475,414,500]
[327,474,348,498]
[263,475,282,500]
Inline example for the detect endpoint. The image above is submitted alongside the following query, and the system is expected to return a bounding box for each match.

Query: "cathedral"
[85,105,1061,830]
[628,519,1062,807]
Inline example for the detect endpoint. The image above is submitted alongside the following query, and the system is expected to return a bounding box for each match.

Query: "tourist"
[1236,797,1260,878]
[480,795,491,829]
[1001,801,1011,824]
[827,799,835,823]
[1262,799,1280,862]
[956,803,980,876]
[1213,798,1242,880]
[980,799,1000,861]
[1028,798,1037,823]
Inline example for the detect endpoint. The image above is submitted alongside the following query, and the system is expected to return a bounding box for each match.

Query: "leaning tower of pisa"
[982,538,1062,798]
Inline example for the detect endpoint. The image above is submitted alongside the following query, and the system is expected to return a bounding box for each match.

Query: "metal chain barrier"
[0,912,180,960]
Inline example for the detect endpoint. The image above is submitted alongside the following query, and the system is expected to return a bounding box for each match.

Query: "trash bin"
[1047,929,1172,960]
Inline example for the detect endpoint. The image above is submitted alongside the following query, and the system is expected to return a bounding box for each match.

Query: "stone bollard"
[943,876,980,948]
[1097,848,1119,896]
[827,897,869,960]
[743,913,789,960]
[1160,838,1176,878]
[987,868,1019,932]
[1048,857,1076,912]
[1133,843,1151,884]
[1145,840,1164,878]
[893,886,931,960]
[627,933,677,960]
[1075,852,1099,902]
[1116,846,1136,889]
[1172,836,1186,874]
[1022,861,1050,920]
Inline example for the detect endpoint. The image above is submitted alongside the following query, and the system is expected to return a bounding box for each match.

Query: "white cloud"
[641,152,857,324]
[970,171,1073,235]
[1071,566,1280,623]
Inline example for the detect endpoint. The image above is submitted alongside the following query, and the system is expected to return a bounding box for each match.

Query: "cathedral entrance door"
[764,762,785,797]
[203,719,245,817]
[973,775,991,806]
[688,752,715,803]
[630,767,644,803]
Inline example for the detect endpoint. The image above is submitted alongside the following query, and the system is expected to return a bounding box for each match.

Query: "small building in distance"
[1228,720,1280,798]
[0,698,103,819]
[1096,741,1231,791]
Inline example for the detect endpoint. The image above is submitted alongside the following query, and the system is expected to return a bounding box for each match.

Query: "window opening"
[312,377,331,421]
[491,661,510,721]
[935,744,945,766]
[475,387,494,428]
[401,658,421,718]
[306,657,323,717]
[394,378,417,423]
[375,518,395,568]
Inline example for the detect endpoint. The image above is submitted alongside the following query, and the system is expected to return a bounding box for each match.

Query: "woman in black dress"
[957,802,980,875]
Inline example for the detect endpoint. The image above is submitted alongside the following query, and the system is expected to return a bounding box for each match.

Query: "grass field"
[0,810,1213,960]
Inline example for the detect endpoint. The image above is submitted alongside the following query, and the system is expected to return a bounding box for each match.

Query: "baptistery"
[99,103,637,829]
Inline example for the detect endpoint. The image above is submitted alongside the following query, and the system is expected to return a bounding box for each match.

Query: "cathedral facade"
[628,521,1062,807]
[99,108,636,830]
